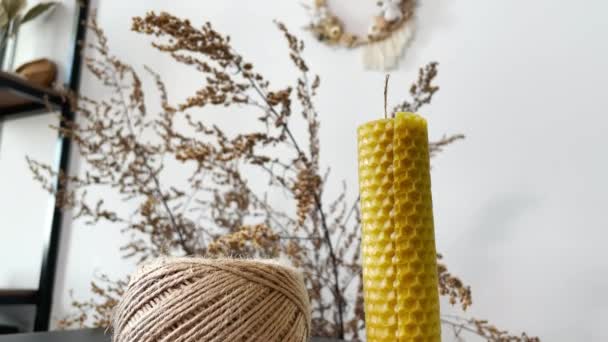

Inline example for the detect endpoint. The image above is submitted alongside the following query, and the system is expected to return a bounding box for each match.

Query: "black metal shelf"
[0,0,89,333]
[0,290,38,305]
[0,71,65,116]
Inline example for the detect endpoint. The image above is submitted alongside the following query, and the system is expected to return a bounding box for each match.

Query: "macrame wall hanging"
[304,0,417,71]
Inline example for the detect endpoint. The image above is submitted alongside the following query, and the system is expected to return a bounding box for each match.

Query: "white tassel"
[362,18,415,71]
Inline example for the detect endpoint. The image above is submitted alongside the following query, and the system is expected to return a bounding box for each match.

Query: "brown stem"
[334,195,360,254]
[429,134,466,155]
[313,194,345,337]
[441,317,480,338]
[243,68,345,338]
[279,235,322,241]
[384,74,390,119]
[109,67,193,255]
[145,160,192,254]
[250,79,306,158]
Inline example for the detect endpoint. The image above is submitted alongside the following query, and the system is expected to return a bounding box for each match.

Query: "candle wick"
[384,74,390,119]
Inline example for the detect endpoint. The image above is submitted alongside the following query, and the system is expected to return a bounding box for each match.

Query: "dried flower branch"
[441,315,541,342]
[56,274,127,330]
[437,253,472,310]
[392,61,440,114]
[29,11,539,341]
[207,224,280,258]
[430,134,466,157]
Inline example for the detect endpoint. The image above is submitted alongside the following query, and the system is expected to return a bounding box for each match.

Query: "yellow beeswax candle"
[358,112,441,342]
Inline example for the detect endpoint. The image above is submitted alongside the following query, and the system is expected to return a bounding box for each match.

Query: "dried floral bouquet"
[28,11,539,342]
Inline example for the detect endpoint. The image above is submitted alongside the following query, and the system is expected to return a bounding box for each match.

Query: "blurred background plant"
[28,11,539,341]
[0,0,57,69]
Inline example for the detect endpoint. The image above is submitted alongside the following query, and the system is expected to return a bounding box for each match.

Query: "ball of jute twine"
[112,258,311,342]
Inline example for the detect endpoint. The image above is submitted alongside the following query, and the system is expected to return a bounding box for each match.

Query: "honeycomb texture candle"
[357,112,440,342]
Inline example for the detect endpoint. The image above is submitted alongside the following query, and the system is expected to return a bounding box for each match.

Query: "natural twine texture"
[112,258,311,342]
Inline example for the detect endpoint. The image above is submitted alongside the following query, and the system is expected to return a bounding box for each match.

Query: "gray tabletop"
[0,329,343,341]
[0,329,110,342]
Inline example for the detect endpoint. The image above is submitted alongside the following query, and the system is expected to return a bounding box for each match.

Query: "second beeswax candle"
[358,112,441,341]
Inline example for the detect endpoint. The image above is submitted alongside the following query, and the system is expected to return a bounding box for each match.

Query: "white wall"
[0,113,58,289]
[2,0,607,340]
